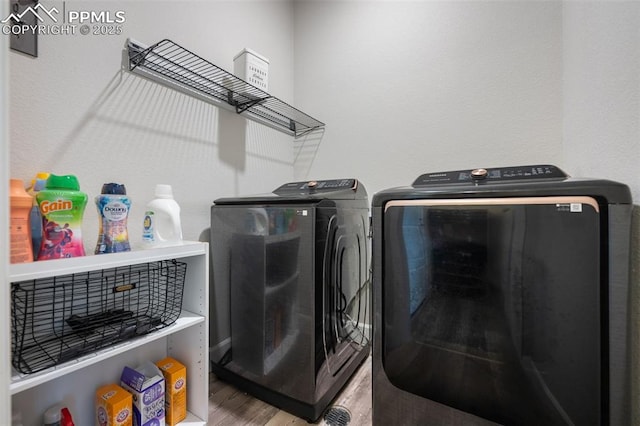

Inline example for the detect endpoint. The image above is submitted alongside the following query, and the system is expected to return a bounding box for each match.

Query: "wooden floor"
[208,356,372,425]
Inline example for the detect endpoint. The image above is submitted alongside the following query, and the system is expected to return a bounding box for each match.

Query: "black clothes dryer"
[371,165,632,425]
[209,179,370,422]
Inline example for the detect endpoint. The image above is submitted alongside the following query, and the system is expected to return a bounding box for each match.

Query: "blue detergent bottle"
[95,183,132,254]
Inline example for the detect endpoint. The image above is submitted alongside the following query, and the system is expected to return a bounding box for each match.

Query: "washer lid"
[214,178,367,205]
[412,164,568,187]
[273,178,360,196]
[372,164,631,207]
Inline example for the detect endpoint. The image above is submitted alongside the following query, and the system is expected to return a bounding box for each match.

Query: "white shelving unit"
[1,21,11,425]
[9,241,209,426]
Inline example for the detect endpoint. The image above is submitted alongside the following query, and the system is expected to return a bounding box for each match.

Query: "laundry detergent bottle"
[36,174,88,260]
[26,171,49,260]
[95,183,131,254]
[9,178,34,264]
[142,184,183,247]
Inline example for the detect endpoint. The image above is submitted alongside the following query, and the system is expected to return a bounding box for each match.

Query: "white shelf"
[9,242,209,426]
[179,411,207,425]
[9,241,206,282]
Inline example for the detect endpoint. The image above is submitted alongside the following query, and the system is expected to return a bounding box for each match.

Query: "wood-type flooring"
[208,355,372,425]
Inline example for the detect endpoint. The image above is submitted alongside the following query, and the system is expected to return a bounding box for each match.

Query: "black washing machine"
[371,165,632,425]
[209,178,370,421]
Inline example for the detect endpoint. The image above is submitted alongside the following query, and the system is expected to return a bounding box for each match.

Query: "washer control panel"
[412,165,567,187]
[273,178,357,194]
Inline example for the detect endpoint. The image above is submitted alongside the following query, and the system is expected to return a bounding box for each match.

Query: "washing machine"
[371,165,632,425]
[209,178,370,421]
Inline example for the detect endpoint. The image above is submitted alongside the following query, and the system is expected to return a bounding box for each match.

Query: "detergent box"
[155,357,187,426]
[120,362,166,426]
[95,383,133,426]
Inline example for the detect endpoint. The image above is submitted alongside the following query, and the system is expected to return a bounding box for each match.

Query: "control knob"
[471,168,488,180]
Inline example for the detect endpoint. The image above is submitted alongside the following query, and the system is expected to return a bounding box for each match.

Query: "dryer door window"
[382,197,601,426]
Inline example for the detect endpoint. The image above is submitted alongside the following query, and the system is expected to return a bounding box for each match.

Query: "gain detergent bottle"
[36,174,88,260]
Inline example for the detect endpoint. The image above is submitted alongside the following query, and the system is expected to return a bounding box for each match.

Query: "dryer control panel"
[274,179,357,194]
[412,165,568,187]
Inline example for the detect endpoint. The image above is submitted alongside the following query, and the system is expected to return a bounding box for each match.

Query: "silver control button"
[471,168,488,179]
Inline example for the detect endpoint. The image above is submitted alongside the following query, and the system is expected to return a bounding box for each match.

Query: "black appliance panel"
[381,197,602,425]
[210,204,315,399]
[214,178,363,206]
[274,178,358,195]
[412,164,568,187]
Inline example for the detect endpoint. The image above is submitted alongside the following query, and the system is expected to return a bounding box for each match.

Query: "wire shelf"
[127,39,324,138]
[11,259,187,374]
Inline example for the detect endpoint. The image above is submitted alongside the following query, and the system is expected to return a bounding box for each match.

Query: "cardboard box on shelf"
[95,383,133,426]
[156,357,187,426]
[120,362,166,426]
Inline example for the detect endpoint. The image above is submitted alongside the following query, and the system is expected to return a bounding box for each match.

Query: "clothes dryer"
[210,179,370,421]
[371,165,632,425]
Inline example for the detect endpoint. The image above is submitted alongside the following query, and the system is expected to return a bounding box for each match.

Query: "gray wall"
[562,1,640,201]
[293,1,564,196]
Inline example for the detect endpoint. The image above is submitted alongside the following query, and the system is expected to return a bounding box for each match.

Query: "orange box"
[95,383,133,426]
[156,357,187,425]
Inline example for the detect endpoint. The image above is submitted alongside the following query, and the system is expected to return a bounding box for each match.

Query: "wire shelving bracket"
[127,39,324,138]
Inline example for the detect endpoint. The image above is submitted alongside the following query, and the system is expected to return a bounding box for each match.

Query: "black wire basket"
[11,259,187,374]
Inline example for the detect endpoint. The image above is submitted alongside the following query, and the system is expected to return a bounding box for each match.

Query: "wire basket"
[11,259,187,374]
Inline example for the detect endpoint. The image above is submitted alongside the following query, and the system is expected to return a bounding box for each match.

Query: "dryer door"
[316,209,369,385]
[382,196,602,426]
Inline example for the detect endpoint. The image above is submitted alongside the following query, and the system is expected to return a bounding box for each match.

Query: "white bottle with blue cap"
[142,184,183,247]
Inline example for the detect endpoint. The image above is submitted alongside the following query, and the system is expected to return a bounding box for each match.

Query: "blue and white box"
[120,362,166,426]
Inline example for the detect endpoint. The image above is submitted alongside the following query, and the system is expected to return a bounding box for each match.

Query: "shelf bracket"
[233,96,270,114]
[128,40,159,71]
[294,126,323,138]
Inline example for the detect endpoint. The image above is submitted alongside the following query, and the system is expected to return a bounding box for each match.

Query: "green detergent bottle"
[36,174,88,260]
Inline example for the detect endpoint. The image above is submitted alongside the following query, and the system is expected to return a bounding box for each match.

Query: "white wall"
[563,1,640,201]
[9,0,296,250]
[293,0,563,196]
